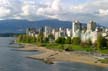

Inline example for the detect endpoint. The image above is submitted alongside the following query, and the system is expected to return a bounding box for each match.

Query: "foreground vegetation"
[16,33,108,64]
[98,58,108,64]
[17,33,108,54]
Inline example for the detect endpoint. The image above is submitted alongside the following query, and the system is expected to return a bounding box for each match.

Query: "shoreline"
[18,43,108,67]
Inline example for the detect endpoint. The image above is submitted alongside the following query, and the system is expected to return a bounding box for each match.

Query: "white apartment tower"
[44,26,52,37]
[72,20,81,38]
[87,20,96,32]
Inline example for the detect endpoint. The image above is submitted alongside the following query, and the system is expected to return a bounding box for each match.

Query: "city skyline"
[0,0,108,70]
[0,0,108,26]
[26,20,108,44]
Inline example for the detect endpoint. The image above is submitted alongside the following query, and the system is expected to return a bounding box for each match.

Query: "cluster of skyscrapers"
[26,20,108,43]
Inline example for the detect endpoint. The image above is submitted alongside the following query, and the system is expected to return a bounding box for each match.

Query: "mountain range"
[0,19,71,33]
[0,19,107,34]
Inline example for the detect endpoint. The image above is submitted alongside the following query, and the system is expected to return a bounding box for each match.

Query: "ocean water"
[0,37,108,71]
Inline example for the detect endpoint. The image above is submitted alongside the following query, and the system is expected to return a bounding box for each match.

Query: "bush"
[45,43,64,51]
[64,44,73,51]
[48,34,55,41]
[55,37,65,44]
[17,34,37,43]
[43,37,49,43]
[37,33,44,43]
[99,58,108,64]
[65,37,72,44]
[72,37,81,45]
[96,34,107,50]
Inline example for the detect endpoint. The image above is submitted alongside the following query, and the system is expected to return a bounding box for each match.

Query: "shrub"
[65,37,72,44]
[96,34,107,50]
[99,58,108,64]
[72,37,81,45]
[55,37,66,44]
[37,33,44,43]
[43,37,49,43]
[64,44,73,51]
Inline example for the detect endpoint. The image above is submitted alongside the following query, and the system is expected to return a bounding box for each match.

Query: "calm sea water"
[0,37,108,71]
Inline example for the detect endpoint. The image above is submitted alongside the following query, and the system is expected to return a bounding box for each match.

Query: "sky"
[0,0,108,26]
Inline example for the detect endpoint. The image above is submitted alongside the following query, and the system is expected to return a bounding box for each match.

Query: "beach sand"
[19,44,108,67]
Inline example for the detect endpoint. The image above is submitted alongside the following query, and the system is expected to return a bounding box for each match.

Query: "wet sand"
[19,44,108,67]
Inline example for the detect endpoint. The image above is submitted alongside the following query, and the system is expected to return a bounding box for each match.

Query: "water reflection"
[0,37,107,71]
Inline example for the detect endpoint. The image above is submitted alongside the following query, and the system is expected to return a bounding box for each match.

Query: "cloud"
[51,0,61,11]
[0,0,107,26]
[0,7,11,17]
[98,9,108,16]
[21,3,36,16]
[36,0,62,18]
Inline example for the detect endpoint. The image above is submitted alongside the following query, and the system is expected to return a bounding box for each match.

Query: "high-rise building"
[87,20,96,32]
[66,28,72,37]
[58,27,66,37]
[72,20,82,38]
[44,26,52,37]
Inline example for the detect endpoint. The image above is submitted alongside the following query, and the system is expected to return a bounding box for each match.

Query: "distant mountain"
[0,19,72,33]
[0,19,106,34]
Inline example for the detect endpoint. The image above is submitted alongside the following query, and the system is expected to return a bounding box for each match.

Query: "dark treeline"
[0,33,25,37]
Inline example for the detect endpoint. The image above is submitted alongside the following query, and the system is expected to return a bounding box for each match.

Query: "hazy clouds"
[0,0,108,25]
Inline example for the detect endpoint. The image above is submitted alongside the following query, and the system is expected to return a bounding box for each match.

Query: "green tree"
[43,37,49,43]
[37,33,44,43]
[72,37,81,45]
[48,34,55,42]
[55,37,65,44]
[17,34,37,43]
[21,34,27,43]
[28,36,34,43]
[97,34,107,50]
[65,37,72,44]
[32,36,37,42]
[17,35,23,42]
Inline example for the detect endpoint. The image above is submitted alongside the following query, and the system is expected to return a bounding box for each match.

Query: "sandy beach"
[19,44,108,67]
